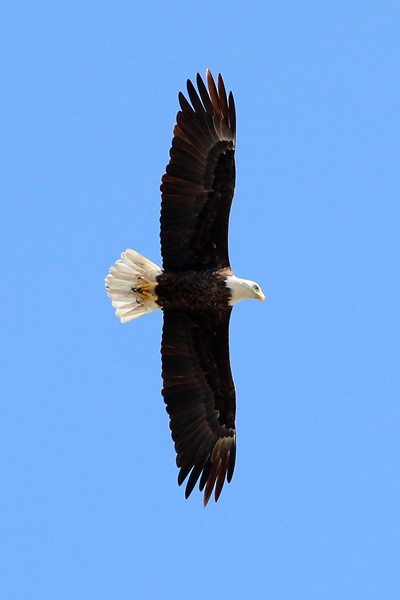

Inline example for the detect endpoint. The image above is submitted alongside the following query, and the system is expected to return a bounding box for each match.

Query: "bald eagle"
[105,70,264,506]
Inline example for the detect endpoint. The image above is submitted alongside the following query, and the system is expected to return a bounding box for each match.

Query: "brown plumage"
[158,71,238,504]
[161,309,236,506]
[160,70,236,272]
[105,70,264,506]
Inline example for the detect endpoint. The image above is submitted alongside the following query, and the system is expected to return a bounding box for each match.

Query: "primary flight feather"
[106,70,264,505]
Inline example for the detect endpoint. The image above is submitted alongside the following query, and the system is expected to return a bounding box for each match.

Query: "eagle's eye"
[252,284,260,293]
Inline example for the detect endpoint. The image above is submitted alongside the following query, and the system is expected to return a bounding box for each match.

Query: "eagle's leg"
[134,277,158,302]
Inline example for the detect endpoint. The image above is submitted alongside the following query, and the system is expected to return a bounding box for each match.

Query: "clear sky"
[2,2,399,599]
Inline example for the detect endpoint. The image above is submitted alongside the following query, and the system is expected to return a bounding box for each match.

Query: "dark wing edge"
[161,309,236,506]
[160,70,236,272]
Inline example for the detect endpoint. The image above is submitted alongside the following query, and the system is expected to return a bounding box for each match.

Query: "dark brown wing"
[160,70,236,272]
[161,309,236,505]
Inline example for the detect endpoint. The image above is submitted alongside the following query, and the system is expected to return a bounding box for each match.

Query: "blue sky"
[2,2,399,598]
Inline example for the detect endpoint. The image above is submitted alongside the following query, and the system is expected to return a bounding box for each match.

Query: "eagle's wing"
[160,70,236,272]
[161,309,236,505]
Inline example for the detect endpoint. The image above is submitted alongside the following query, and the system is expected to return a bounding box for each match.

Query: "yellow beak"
[255,289,265,302]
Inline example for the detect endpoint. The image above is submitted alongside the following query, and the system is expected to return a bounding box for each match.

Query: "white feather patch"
[105,249,162,323]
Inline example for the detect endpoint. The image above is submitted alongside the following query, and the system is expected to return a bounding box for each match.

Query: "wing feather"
[160,70,236,271]
[161,309,236,505]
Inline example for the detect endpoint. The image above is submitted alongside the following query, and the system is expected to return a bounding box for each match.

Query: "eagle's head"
[225,275,265,306]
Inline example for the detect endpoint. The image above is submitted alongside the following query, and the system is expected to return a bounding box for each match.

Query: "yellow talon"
[135,277,158,302]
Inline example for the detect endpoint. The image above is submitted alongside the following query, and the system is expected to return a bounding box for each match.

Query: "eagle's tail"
[105,249,162,323]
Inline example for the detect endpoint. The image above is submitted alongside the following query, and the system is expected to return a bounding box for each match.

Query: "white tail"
[105,249,162,323]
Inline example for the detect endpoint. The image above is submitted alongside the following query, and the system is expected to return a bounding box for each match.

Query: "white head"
[225,275,265,306]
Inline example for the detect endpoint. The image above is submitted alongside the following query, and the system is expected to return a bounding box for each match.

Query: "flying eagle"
[105,70,264,505]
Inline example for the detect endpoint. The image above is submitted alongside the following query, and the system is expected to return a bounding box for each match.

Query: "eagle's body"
[106,71,264,505]
[156,268,232,311]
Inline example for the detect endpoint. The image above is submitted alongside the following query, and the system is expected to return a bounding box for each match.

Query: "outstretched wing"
[160,70,236,272]
[161,309,236,505]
